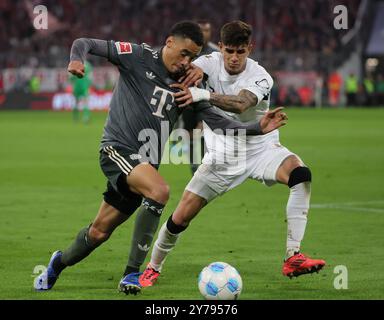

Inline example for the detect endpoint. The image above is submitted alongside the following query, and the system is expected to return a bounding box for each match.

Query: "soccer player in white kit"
[139,21,325,286]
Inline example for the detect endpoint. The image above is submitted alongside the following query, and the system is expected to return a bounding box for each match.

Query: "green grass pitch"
[0,108,383,300]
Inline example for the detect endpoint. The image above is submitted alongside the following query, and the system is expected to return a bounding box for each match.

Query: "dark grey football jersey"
[70,38,264,166]
[101,41,183,163]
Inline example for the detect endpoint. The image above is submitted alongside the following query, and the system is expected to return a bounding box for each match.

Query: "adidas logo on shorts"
[130,154,142,160]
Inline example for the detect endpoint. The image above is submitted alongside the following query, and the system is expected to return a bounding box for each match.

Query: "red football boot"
[282,253,326,278]
[139,264,161,287]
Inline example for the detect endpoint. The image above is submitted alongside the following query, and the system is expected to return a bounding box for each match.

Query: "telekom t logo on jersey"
[151,86,175,118]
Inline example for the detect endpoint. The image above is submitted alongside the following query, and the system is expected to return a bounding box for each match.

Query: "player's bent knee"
[172,210,192,226]
[289,155,304,167]
[288,166,312,188]
[88,225,111,245]
[147,184,170,205]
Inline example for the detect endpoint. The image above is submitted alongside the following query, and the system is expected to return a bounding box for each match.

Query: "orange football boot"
[139,264,161,287]
[283,253,326,278]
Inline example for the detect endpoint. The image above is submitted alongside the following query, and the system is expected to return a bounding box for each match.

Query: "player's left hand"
[259,107,288,134]
[178,64,204,87]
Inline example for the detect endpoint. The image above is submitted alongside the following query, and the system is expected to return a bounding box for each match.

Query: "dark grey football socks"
[61,225,100,266]
[124,199,164,276]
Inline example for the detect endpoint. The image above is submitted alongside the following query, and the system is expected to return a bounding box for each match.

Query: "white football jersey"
[193,52,277,166]
[193,52,273,123]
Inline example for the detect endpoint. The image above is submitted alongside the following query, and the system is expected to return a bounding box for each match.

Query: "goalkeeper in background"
[69,60,93,123]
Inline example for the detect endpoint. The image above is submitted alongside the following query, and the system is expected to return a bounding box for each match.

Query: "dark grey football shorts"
[99,145,144,216]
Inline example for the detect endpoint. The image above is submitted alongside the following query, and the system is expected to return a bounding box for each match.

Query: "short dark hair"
[220,20,252,46]
[169,21,204,46]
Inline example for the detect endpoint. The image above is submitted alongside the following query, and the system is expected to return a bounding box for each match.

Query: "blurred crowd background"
[1,0,384,108]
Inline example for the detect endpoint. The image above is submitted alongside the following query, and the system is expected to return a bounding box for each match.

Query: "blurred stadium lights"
[366,58,379,69]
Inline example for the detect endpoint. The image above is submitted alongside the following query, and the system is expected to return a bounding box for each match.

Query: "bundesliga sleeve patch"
[115,42,132,54]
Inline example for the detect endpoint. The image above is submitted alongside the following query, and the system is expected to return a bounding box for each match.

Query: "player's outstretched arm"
[68,38,109,78]
[194,102,287,135]
[171,83,256,113]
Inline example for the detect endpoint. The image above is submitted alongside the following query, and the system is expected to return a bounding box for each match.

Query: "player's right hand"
[259,107,288,134]
[178,64,204,87]
[68,60,85,78]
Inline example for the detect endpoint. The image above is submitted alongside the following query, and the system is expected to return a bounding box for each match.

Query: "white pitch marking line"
[314,200,384,205]
[312,201,384,213]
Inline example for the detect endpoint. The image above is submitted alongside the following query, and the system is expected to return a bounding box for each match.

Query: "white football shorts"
[186,131,297,202]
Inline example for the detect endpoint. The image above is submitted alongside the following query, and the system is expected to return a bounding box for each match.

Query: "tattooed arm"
[170,83,258,114]
[209,89,258,114]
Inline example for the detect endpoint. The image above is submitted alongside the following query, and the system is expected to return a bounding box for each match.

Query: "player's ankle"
[285,248,300,260]
[148,262,161,273]
[123,266,140,276]
[52,254,66,275]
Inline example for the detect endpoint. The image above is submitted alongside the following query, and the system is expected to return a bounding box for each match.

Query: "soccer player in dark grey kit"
[34,21,287,294]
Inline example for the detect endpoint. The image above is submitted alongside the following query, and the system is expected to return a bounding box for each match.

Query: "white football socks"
[150,222,181,272]
[285,182,311,259]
